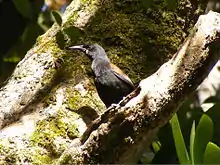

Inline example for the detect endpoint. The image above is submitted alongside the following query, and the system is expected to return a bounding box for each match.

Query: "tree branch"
[57,11,220,164]
[0,0,104,129]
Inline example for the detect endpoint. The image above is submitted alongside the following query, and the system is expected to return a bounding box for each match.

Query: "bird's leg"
[109,103,121,109]
[80,87,141,143]
[114,87,142,107]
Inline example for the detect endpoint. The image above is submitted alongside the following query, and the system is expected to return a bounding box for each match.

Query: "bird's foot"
[109,103,120,109]
[109,98,126,109]
[118,96,127,106]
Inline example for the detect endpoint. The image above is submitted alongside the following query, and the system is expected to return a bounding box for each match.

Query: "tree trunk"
[0,0,219,164]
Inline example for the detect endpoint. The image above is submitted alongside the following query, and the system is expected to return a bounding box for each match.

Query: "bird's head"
[68,43,108,61]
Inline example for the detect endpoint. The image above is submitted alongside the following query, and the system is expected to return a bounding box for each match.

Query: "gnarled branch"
[57,11,220,164]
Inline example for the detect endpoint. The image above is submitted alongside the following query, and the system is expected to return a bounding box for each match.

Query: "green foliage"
[190,121,195,164]
[51,11,63,27]
[55,31,65,49]
[203,142,220,164]
[192,114,213,164]
[206,103,220,146]
[170,113,190,164]
[63,26,83,43]
[152,141,161,153]
[4,22,44,63]
[170,113,219,165]
[12,0,32,19]
[151,95,220,165]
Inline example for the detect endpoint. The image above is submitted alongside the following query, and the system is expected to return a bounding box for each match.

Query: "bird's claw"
[109,103,120,109]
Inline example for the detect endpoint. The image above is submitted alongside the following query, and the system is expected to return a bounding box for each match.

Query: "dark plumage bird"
[69,43,135,107]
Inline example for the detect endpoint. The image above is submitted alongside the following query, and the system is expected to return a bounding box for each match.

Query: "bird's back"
[92,59,134,107]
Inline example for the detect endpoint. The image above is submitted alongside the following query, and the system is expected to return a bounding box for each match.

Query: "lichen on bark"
[0,0,206,164]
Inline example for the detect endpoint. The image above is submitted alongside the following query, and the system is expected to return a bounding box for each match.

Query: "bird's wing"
[110,63,135,89]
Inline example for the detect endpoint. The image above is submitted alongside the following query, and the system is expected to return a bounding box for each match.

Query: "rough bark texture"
[54,11,220,164]
[0,0,219,164]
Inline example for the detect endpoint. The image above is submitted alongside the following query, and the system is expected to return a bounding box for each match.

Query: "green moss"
[70,0,185,83]
[0,99,81,165]
[61,0,187,117]
[0,0,196,164]
[58,154,74,165]
[31,110,78,144]
[67,90,82,110]
[30,109,79,164]
[31,148,53,165]
[0,140,19,164]
[66,86,105,112]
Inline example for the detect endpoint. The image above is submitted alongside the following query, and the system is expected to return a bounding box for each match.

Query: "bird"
[68,43,135,107]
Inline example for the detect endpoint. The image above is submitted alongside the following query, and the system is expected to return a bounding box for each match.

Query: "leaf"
[151,124,176,164]
[170,113,190,165]
[190,121,195,165]
[193,114,213,164]
[51,11,62,26]
[63,26,82,43]
[56,31,65,49]
[12,0,32,18]
[203,142,220,164]
[152,140,161,153]
[21,22,44,54]
[207,103,220,147]
[165,0,178,10]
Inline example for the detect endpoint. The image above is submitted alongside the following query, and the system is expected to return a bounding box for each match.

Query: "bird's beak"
[68,45,87,53]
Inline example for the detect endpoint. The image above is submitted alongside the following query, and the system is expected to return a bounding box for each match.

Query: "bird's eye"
[83,45,90,49]
[83,45,95,51]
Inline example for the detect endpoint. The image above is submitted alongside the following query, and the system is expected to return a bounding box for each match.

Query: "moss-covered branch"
[57,11,220,164]
[0,0,213,164]
[0,0,105,129]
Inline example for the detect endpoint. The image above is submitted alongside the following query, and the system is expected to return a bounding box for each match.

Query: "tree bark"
[57,11,220,164]
[0,0,220,164]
